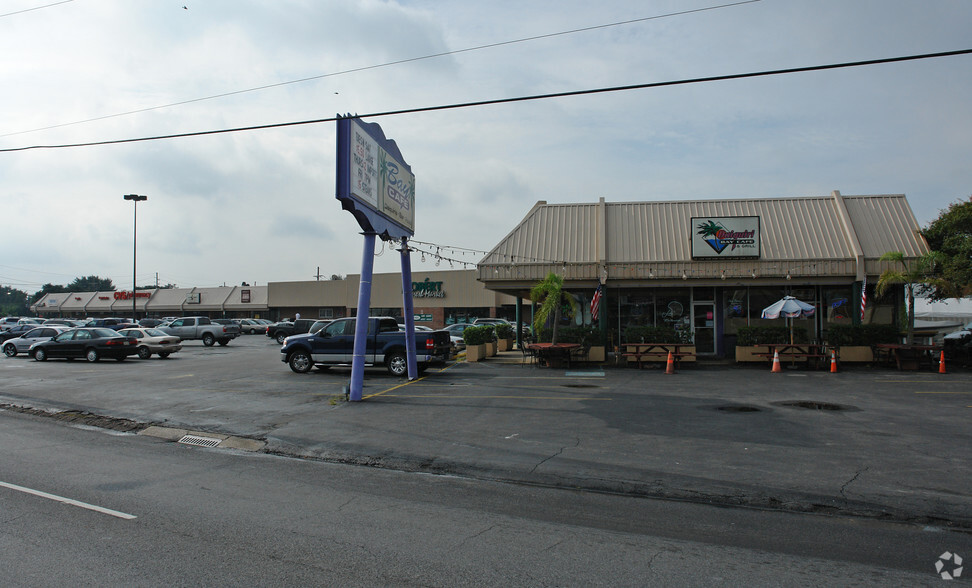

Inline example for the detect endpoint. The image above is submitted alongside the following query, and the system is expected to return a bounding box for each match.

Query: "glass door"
[692,301,715,354]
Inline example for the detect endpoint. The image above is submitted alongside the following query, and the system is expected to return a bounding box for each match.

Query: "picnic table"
[623,343,695,369]
[874,343,942,371]
[753,344,829,370]
[530,342,580,368]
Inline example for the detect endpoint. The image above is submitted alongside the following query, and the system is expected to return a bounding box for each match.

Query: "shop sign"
[114,291,151,300]
[186,292,201,304]
[414,314,433,322]
[691,216,760,258]
[241,289,250,303]
[412,278,445,298]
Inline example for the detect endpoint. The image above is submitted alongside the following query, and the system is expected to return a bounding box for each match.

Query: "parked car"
[309,320,332,335]
[28,327,139,362]
[43,318,84,327]
[159,316,240,346]
[0,316,23,331]
[138,318,163,328]
[0,323,41,343]
[3,326,71,357]
[399,324,433,331]
[443,323,474,350]
[237,318,266,334]
[280,316,452,376]
[117,327,183,359]
[943,321,972,343]
[266,318,319,344]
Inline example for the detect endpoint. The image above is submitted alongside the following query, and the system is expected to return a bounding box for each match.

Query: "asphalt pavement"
[2,339,969,529]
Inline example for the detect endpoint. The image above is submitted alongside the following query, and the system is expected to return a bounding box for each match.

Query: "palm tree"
[876,251,947,344]
[530,272,578,345]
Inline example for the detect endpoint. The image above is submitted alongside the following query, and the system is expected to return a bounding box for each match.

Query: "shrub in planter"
[826,324,899,346]
[624,325,690,344]
[736,325,807,345]
[494,323,514,340]
[462,325,494,346]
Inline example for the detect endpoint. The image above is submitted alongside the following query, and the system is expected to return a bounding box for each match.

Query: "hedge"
[825,324,899,346]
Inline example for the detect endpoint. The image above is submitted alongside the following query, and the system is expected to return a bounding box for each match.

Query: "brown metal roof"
[479,192,929,286]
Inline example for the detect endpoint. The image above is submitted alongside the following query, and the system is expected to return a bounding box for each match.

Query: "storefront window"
[723,288,748,335]
[445,307,490,325]
[823,287,852,325]
[656,288,691,340]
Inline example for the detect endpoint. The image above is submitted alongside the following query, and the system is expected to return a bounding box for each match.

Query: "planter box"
[735,346,765,363]
[497,338,513,352]
[587,346,605,363]
[486,341,497,357]
[837,346,873,362]
[465,344,486,362]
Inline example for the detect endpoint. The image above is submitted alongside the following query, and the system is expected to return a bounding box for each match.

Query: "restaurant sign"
[691,216,760,259]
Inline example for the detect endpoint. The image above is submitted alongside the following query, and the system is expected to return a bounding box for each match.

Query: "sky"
[1,0,970,293]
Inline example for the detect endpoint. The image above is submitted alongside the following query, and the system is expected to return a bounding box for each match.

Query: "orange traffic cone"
[939,350,947,374]
[830,349,838,373]
[665,351,676,375]
[771,350,782,373]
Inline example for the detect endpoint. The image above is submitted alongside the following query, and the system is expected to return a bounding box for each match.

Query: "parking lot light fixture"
[123,194,148,321]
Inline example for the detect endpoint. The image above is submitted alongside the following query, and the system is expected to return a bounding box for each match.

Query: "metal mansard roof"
[478,191,929,292]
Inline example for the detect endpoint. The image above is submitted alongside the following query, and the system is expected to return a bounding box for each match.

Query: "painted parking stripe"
[0,481,137,520]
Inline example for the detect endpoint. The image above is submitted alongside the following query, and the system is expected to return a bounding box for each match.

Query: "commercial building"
[477,191,928,356]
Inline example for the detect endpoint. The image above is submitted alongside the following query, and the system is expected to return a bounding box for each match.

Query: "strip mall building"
[31,191,926,358]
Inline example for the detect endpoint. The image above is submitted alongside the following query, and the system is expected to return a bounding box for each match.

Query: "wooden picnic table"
[530,342,580,368]
[753,344,829,370]
[874,343,942,371]
[623,343,696,369]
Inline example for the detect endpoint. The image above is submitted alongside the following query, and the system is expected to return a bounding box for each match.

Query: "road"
[2,406,964,586]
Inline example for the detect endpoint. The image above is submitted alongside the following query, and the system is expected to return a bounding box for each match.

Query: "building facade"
[476,191,928,356]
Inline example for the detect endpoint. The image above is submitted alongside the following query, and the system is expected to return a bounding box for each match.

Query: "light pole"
[123,194,147,322]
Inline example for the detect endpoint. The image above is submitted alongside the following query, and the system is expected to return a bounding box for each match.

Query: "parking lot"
[2,333,970,528]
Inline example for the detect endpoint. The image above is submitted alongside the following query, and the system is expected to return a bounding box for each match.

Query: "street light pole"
[123,194,147,322]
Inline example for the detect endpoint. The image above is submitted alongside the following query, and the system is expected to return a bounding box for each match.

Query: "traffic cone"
[771,350,782,373]
[830,349,838,373]
[665,351,675,375]
[939,350,947,374]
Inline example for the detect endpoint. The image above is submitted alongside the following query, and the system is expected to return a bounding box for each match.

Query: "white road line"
[0,481,137,520]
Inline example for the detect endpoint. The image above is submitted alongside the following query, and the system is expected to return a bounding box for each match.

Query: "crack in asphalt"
[839,466,870,500]
[530,437,580,474]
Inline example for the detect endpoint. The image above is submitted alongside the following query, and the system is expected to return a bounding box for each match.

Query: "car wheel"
[137,346,152,359]
[288,350,312,373]
[386,352,408,377]
[85,348,100,362]
[202,334,216,347]
[276,332,287,344]
[115,356,126,362]
[217,339,229,346]
[33,348,47,362]
[3,343,16,357]
[158,352,170,359]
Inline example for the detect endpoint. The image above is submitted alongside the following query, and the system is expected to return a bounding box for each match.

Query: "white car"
[944,321,972,342]
[3,326,71,357]
[117,327,183,359]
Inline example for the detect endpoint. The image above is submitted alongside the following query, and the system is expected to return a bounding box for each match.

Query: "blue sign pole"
[399,237,418,379]
[349,232,376,402]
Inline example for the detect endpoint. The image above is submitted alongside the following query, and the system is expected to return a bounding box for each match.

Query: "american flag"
[590,284,603,322]
[860,274,867,322]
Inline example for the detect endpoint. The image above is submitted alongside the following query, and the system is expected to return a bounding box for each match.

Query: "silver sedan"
[116,327,183,359]
[3,326,71,357]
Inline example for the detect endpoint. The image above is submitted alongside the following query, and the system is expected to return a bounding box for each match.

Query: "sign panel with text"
[691,216,760,259]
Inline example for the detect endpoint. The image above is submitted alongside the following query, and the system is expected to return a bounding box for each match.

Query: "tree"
[921,197,972,300]
[31,283,68,304]
[530,272,579,344]
[875,251,949,344]
[68,275,115,292]
[0,285,30,316]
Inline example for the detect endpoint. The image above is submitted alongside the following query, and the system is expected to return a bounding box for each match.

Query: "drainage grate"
[178,434,222,447]
[715,405,762,413]
[778,401,848,411]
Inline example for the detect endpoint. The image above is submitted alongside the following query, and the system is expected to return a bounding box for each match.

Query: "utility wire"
[0,0,760,138]
[0,0,74,18]
[1,48,969,154]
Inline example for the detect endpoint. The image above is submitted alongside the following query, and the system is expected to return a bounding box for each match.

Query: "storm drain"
[778,401,849,411]
[178,434,222,448]
[714,405,762,413]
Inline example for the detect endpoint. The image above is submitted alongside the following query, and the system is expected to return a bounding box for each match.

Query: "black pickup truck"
[266,318,320,344]
[280,316,452,376]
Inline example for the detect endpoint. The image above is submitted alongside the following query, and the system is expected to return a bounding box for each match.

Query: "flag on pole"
[860,274,867,322]
[590,284,603,322]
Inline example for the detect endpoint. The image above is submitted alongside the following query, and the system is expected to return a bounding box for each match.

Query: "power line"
[2,48,968,154]
[0,0,760,139]
[0,0,74,19]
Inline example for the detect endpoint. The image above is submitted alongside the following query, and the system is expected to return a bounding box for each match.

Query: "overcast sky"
[1,0,969,292]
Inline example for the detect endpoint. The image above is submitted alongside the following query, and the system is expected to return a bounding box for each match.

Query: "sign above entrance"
[691,216,760,259]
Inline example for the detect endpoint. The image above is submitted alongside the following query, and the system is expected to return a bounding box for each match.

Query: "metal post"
[399,237,418,379]
[123,194,147,322]
[349,232,377,402]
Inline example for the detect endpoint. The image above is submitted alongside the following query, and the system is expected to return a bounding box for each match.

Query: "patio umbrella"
[761,296,816,344]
